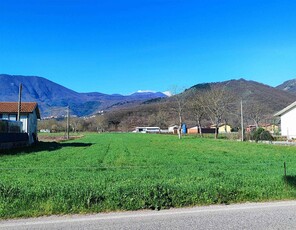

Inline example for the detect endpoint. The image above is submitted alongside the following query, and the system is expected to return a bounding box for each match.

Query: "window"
[9,114,17,121]
[2,114,8,120]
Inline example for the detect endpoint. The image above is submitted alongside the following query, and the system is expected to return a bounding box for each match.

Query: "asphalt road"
[1,201,296,230]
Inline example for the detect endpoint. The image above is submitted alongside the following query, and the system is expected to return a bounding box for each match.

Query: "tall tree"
[170,86,187,139]
[204,85,235,139]
[244,101,269,128]
[187,89,207,137]
[92,115,108,132]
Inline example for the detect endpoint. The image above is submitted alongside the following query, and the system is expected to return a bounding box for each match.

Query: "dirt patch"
[38,135,84,142]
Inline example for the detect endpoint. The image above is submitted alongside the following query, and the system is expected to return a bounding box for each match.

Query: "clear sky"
[1,0,296,95]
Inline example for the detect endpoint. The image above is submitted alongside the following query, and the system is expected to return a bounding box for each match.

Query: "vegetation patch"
[251,128,274,143]
[0,133,296,218]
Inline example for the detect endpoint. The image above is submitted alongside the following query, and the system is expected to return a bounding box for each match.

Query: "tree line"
[38,85,276,138]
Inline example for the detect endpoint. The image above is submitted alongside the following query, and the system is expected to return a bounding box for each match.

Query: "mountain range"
[1,74,296,118]
[0,74,167,117]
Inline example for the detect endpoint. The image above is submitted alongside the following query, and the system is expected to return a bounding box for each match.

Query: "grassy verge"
[0,133,296,218]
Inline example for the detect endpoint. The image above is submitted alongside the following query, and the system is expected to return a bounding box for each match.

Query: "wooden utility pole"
[241,100,244,141]
[17,83,22,121]
[66,106,70,140]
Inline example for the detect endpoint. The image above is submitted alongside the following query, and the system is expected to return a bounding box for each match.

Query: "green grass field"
[1,133,296,218]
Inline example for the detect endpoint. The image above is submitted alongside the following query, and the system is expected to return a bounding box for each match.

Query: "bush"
[252,128,274,143]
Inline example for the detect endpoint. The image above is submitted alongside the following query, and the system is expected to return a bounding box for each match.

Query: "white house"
[0,102,41,144]
[274,101,296,139]
[168,125,179,134]
[134,127,160,133]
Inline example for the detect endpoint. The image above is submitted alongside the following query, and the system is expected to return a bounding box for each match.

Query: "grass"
[0,133,296,218]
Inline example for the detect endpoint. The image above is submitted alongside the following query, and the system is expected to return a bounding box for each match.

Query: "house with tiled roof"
[0,102,41,145]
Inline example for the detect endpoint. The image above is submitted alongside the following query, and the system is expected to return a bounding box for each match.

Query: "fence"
[0,120,22,133]
[0,120,28,149]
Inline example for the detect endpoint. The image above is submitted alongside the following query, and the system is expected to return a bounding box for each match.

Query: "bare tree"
[38,119,56,131]
[204,85,235,139]
[244,101,269,128]
[93,115,108,132]
[187,89,207,137]
[170,86,188,139]
[71,117,81,133]
[104,111,122,131]
[147,109,168,128]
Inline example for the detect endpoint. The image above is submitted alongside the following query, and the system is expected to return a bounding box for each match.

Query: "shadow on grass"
[284,175,296,187]
[0,141,93,155]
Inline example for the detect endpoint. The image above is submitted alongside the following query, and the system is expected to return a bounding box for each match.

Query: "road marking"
[1,201,296,228]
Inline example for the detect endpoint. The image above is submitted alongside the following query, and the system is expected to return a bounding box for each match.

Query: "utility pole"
[17,83,22,121]
[241,100,244,141]
[66,106,70,140]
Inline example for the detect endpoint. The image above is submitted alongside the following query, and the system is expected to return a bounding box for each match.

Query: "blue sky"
[1,0,296,94]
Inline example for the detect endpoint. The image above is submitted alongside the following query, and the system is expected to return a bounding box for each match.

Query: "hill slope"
[102,78,296,131]
[190,78,296,113]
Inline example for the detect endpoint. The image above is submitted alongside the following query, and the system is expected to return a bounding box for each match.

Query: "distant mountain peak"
[136,90,155,93]
[131,90,171,97]
[129,90,168,99]
[276,78,296,93]
[162,91,172,97]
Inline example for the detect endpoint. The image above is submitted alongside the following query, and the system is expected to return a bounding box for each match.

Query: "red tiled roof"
[0,102,41,119]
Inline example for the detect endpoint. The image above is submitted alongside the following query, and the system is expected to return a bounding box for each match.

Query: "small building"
[246,125,257,133]
[40,129,51,133]
[187,126,217,134]
[187,126,198,134]
[274,101,296,139]
[210,124,232,133]
[262,124,279,134]
[134,127,160,133]
[0,102,41,144]
[168,125,179,134]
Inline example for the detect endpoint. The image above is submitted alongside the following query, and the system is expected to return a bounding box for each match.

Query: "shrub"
[252,128,274,143]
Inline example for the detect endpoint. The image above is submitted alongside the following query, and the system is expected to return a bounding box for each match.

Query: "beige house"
[262,124,279,134]
[210,124,232,133]
[0,102,41,144]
